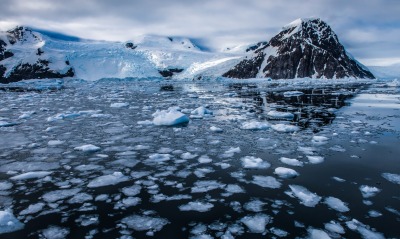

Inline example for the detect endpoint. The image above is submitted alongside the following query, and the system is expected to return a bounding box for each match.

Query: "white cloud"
[0,0,399,65]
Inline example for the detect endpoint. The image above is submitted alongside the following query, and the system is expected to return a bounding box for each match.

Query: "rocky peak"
[224,18,374,79]
[5,26,41,45]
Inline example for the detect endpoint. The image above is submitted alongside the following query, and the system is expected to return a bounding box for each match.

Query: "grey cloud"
[0,0,399,65]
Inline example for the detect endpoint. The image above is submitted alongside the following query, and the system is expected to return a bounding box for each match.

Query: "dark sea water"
[0,79,399,238]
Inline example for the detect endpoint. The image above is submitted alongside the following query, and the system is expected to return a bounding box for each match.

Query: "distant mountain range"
[0,18,376,83]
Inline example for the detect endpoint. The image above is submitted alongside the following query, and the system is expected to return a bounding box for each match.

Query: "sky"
[1,0,399,66]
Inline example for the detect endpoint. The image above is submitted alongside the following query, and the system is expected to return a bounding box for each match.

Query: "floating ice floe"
[152,107,190,126]
[271,124,299,132]
[122,185,142,197]
[359,185,381,198]
[221,147,241,158]
[19,203,45,215]
[121,215,169,233]
[252,176,281,189]
[267,111,294,119]
[191,180,226,193]
[47,140,64,146]
[307,228,331,239]
[191,106,213,116]
[270,227,288,237]
[10,171,52,181]
[312,135,329,145]
[87,172,129,188]
[145,153,171,164]
[288,185,321,207]
[210,126,223,132]
[241,156,271,169]
[324,221,345,234]
[0,121,18,127]
[324,196,350,212]
[198,155,212,163]
[274,167,299,178]
[179,201,214,212]
[47,110,102,122]
[283,91,304,97]
[332,176,346,182]
[306,155,324,164]
[243,200,266,212]
[381,172,400,185]
[279,157,304,167]
[18,111,36,119]
[241,121,270,130]
[240,214,270,233]
[42,188,81,203]
[0,210,24,234]
[368,210,382,218]
[41,226,70,239]
[110,102,129,108]
[346,219,385,239]
[74,144,101,152]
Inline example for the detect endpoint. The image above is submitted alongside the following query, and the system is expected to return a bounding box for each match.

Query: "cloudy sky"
[1,0,399,66]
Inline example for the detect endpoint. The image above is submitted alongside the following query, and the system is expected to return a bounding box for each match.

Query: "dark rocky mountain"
[0,26,74,84]
[223,18,374,79]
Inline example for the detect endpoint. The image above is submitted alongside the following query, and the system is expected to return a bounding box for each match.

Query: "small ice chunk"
[381,173,400,185]
[306,155,324,164]
[42,226,69,239]
[324,196,350,212]
[368,210,382,217]
[0,211,24,234]
[179,201,214,212]
[332,177,346,182]
[225,184,245,194]
[48,140,64,146]
[241,156,270,169]
[68,193,93,204]
[283,91,304,97]
[10,171,52,181]
[221,147,241,158]
[252,176,281,189]
[274,167,299,178]
[198,155,212,163]
[122,185,142,197]
[346,219,385,239]
[308,228,331,239]
[152,108,189,126]
[191,180,225,193]
[325,221,345,234]
[145,154,171,164]
[240,214,270,233]
[244,200,265,212]
[110,103,129,108]
[279,157,303,166]
[121,215,169,232]
[20,203,45,215]
[191,106,213,116]
[270,227,288,237]
[181,152,198,160]
[267,111,294,119]
[0,182,12,191]
[210,126,223,132]
[241,121,270,130]
[42,188,81,203]
[271,124,299,132]
[359,185,381,198]
[289,185,321,207]
[74,144,101,152]
[87,172,129,188]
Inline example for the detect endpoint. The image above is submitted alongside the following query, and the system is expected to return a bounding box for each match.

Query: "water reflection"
[229,84,365,132]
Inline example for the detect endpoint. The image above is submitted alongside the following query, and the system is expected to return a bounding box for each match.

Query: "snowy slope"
[0,26,247,82]
[368,64,400,79]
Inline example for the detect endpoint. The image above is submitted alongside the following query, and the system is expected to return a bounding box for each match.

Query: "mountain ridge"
[0,19,375,83]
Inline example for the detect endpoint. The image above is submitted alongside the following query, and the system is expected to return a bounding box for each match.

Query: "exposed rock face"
[0,26,74,84]
[224,18,374,79]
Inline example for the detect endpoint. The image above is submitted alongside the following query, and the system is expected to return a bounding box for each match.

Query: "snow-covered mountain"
[0,19,375,83]
[368,63,400,79]
[223,18,375,79]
